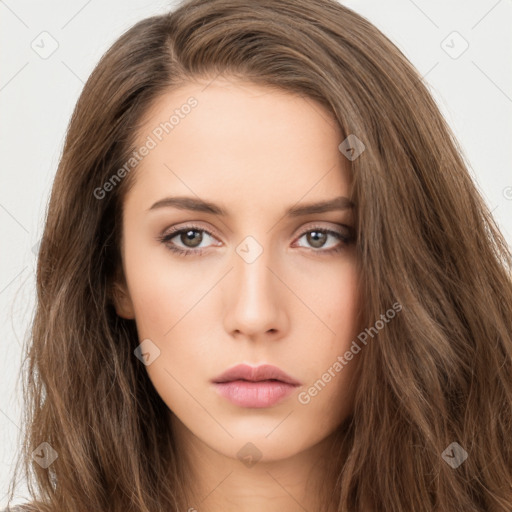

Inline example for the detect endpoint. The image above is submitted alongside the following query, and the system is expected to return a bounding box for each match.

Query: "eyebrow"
[147,195,354,216]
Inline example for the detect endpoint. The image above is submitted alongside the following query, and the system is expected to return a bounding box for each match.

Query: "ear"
[110,275,135,320]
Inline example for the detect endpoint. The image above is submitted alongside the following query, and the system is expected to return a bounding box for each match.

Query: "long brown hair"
[7,0,512,510]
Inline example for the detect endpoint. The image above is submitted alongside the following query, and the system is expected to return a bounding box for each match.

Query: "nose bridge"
[224,234,286,337]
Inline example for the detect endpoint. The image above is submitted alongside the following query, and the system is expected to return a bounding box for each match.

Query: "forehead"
[127,77,352,215]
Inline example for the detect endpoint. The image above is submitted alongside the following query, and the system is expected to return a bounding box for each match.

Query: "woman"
[5,0,512,510]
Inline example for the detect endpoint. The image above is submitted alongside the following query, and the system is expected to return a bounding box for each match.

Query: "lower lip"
[213,380,298,408]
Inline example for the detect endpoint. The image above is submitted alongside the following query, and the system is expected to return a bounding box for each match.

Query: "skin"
[113,76,363,512]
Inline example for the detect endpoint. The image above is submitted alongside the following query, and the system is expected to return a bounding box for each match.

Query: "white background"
[1,0,511,505]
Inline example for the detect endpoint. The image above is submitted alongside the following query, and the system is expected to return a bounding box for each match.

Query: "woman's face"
[114,77,362,462]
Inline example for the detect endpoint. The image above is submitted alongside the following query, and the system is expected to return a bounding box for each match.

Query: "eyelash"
[157,224,355,257]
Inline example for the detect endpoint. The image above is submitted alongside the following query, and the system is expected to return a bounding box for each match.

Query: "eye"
[293,226,354,254]
[158,225,220,257]
[158,224,355,257]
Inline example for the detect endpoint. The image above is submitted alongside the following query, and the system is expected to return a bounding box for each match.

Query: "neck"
[170,412,345,512]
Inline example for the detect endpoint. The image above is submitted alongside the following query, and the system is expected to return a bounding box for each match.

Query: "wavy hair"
[6,0,512,510]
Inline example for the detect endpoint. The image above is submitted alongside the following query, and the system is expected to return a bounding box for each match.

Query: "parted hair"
[6,0,512,511]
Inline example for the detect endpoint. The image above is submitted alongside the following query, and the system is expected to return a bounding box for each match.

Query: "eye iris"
[307,230,327,248]
[181,229,203,248]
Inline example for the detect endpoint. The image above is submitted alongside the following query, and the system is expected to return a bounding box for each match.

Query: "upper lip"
[212,364,301,386]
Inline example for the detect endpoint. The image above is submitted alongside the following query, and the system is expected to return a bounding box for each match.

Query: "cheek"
[298,262,362,408]
[330,270,361,342]
[306,259,361,344]
[123,236,209,338]
[126,265,215,414]
[122,238,219,382]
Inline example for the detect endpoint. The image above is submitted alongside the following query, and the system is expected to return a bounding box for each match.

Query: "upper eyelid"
[161,223,218,241]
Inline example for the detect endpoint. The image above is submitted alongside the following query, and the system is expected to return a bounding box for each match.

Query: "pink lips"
[211,363,301,408]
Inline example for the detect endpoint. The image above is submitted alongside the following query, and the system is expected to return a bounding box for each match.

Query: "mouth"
[211,364,301,408]
[212,363,301,385]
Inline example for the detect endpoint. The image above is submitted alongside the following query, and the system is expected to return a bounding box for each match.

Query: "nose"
[222,242,289,340]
